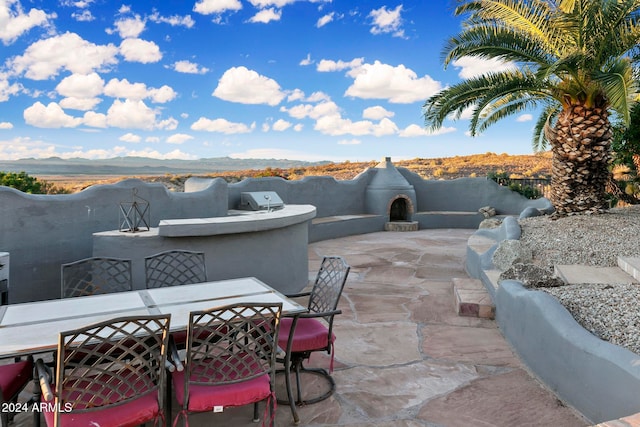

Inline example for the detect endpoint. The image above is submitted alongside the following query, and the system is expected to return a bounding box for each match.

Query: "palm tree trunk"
[549,105,612,215]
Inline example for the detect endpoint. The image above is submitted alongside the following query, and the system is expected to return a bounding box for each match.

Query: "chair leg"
[253,401,259,422]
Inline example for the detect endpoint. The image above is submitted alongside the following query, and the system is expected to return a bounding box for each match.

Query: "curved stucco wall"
[467,215,640,423]
[0,179,227,303]
[497,280,640,423]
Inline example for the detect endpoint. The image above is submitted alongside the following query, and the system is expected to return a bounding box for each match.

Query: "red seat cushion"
[0,359,32,401]
[278,317,334,353]
[42,391,159,427]
[172,369,271,412]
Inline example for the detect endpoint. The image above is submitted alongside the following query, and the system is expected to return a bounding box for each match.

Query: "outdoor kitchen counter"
[92,204,316,294]
[157,204,316,237]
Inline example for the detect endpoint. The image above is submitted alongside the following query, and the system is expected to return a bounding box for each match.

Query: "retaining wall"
[467,217,640,424]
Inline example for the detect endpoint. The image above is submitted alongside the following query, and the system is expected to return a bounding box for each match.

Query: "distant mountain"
[0,157,330,176]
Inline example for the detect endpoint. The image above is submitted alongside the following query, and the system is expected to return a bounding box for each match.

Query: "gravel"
[518,206,640,355]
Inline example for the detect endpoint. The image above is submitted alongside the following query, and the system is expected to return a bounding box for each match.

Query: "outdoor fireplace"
[365,157,419,231]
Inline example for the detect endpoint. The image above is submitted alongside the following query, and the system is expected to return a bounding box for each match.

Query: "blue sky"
[0,0,537,162]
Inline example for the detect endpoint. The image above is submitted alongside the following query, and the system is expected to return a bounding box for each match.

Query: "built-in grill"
[238,191,284,211]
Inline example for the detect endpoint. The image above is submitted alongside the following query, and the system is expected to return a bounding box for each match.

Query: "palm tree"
[424,0,640,215]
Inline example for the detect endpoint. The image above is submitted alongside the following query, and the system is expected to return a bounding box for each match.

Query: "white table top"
[0,277,305,358]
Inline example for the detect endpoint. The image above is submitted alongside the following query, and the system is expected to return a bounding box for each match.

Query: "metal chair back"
[144,250,207,289]
[61,257,132,298]
[308,256,350,324]
[51,315,170,426]
[182,303,282,399]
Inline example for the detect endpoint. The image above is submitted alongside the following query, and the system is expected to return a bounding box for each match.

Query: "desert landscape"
[31,152,553,193]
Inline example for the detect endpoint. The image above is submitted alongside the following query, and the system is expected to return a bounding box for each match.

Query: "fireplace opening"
[389,198,408,222]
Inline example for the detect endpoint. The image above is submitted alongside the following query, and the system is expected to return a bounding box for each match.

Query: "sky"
[0,0,539,163]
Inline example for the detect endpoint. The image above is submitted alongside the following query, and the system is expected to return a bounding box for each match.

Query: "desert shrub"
[0,171,70,194]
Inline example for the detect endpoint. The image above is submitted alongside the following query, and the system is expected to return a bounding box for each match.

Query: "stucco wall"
[0,179,226,303]
[497,280,640,423]
[1,169,546,303]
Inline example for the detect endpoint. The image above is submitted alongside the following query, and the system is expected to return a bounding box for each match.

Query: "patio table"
[0,277,306,358]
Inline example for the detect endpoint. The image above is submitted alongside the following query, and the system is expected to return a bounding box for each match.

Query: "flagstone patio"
[15,228,589,426]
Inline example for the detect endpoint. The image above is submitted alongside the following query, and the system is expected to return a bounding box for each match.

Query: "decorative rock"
[491,240,533,271]
[479,206,497,218]
[499,263,565,288]
[479,218,502,229]
[519,206,543,219]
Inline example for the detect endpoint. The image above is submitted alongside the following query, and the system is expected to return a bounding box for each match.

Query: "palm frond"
[593,57,638,123]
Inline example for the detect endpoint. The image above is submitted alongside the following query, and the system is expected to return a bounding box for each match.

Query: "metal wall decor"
[119,188,150,232]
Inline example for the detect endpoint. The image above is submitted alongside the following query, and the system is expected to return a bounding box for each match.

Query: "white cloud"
[452,56,517,79]
[399,124,457,137]
[124,148,198,160]
[345,61,442,103]
[282,100,340,120]
[193,0,242,15]
[157,117,179,130]
[8,32,119,80]
[0,136,172,160]
[272,119,291,131]
[369,5,404,38]
[119,38,162,63]
[105,99,158,129]
[0,74,22,102]
[0,122,13,129]
[146,136,160,143]
[82,111,107,127]
[338,139,361,145]
[0,0,53,45]
[166,133,194,144]
[287,88,305,102]
[299,53,312,66]
[59,97,101,111]
[23,101,83,128]
[517,114,533,122]
[248,0,295,7]
[103,78,175,103]
[71,10,94,22]
[55,72,104,98]
[112,15,145,39]
[315,116,398,137]
[293,123,303,131]
[171,60,209,74]
[316,12,334,28]
[248,8,281,23]
[191,117,255,134]
[119,132,141,143]
[148,85,177,103]
[363,106,394,120]
[306,91,330,102]
[317,57,364,72]
[148,11,195,28]
[213,66,286,106]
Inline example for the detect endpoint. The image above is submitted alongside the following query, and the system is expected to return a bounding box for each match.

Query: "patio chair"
[144,250,207,289]
[0,356,34,426]
[35,314,171,427]
[61,257,132,298]
[277,256,350,424]
[170,302,283,427]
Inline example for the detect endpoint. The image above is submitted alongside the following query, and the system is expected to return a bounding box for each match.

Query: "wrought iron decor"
[119,188,150,232]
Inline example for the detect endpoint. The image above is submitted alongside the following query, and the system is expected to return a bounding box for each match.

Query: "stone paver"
[13,229,590,427]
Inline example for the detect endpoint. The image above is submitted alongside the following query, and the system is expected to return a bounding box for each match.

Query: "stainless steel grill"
[238,191,284,211]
